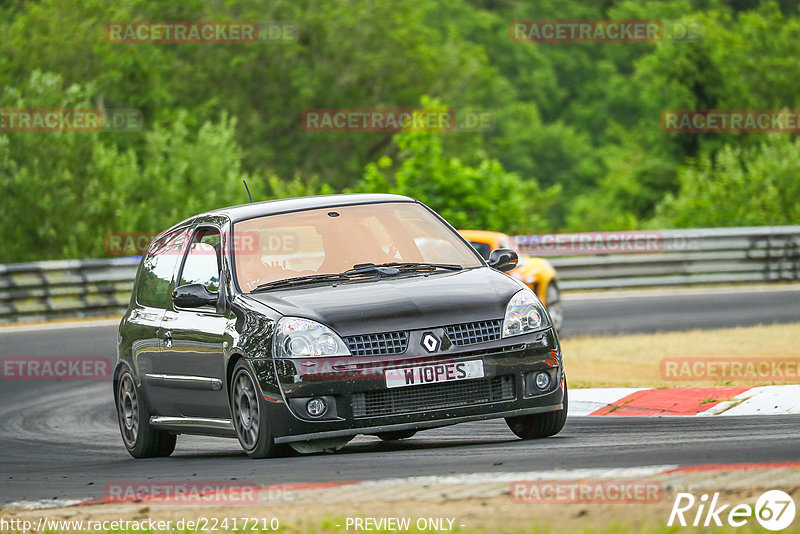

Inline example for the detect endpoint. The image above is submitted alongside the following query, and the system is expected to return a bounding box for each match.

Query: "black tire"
[230,360,283,459]
[545,282,564,331]
[505,379,568,439]
[155,432,178,457]
[115,369,177,458]
[376,430,417,441]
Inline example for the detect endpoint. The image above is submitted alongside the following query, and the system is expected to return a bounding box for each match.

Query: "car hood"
[241,268,524,336]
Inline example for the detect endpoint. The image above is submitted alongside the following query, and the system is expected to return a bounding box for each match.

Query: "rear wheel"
[116,370,176,458]
[505,379,568,439]
[545,282,564,331]
[231,360,284,459]
[376,430,417,441]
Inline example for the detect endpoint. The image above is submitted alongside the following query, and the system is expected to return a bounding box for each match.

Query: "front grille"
[344,331,409,356]
[352,375,514,418]
[444,319,502,346]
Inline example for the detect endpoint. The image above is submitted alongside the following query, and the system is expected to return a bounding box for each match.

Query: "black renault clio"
[114,194,567,458]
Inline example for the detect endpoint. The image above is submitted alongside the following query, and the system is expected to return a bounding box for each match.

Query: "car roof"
[176,193,416,227]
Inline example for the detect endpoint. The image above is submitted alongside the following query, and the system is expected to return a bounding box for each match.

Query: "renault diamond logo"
[421,332,440,353]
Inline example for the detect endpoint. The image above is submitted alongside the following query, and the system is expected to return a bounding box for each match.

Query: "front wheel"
[115,370,177,458]
[231,360,284,459]
[505,379,568,439]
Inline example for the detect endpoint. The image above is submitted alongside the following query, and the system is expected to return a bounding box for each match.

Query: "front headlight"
[502,289,551,337]
[273,317,351,358]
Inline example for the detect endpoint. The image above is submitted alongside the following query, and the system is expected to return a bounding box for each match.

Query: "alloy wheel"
[233,371,260,449]
[118,374,139,448]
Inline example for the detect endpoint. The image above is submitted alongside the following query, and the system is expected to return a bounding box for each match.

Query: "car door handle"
[164,330,173,348]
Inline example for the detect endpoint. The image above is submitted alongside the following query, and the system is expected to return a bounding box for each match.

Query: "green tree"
[0,0,499,191]
[652,135,800,227]
[353,100,559,233]
[0,72,250,262]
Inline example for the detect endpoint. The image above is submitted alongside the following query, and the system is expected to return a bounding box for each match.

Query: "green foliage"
[1,0,799,263]
[0,0,496,190]
[263,174,334,199]
[353,100,559,233]
[652,135,800,227]
[567,1,800,229]
[0,71,104,261]
[0,73,249,262]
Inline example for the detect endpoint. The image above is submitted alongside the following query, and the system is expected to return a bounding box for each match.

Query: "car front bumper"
[250,327,565,443]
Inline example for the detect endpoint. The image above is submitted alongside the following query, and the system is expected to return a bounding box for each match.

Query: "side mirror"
[487,248,518,272]
[172,283,218,308]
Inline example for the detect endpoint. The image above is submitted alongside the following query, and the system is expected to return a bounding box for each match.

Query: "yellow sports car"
[459,230,563,330]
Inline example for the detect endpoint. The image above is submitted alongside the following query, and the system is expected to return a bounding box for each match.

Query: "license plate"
[385,360,484,389]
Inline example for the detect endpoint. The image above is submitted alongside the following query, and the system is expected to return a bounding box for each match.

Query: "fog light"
[535,372,551,390]
[306,398,327,417]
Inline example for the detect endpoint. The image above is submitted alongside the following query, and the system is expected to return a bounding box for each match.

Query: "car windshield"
[233,202,483,292]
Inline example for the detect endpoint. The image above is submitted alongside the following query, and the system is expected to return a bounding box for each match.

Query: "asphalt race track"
[560,286,800,336]
[0,287,798,507]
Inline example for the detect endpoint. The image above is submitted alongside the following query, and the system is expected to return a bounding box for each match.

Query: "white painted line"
[356,466,680,487]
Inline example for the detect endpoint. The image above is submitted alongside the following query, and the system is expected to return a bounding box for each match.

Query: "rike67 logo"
[669,490,796,531]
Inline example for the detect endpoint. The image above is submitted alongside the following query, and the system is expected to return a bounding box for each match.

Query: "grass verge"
[562,323,800,388]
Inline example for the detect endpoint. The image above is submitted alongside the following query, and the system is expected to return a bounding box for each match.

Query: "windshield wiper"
[252,262,463,292]
[251,273,351,292]
[346,262,463,274]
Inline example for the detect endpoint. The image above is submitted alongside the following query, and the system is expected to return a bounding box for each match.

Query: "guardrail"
[0,226,798,323]
[516,226,800,291]
[0,258,140,324]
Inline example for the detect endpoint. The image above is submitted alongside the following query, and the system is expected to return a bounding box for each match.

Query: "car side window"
[469,241,492,260]
[178,228,221,293]
[136,230,186,308]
